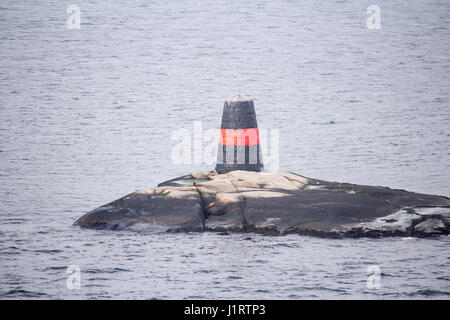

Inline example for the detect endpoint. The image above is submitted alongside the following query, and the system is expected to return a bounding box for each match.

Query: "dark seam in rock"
[240,196,248,231]
[409,213,445,236]
[228,178,248,229]
[193,182,207,230]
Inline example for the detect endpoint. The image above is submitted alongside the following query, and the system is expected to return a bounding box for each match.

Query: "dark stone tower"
[215,95,263,174]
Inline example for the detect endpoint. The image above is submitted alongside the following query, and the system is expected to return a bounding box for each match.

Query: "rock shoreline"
[75,170,450,238]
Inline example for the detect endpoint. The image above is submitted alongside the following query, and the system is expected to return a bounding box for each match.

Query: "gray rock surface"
[75,170,450,238]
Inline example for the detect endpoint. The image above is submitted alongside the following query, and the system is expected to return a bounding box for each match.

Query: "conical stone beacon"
[215,95,263,174]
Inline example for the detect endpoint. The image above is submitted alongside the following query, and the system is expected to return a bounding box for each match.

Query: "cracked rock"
[75,170,450,238]
[414,218,446,235]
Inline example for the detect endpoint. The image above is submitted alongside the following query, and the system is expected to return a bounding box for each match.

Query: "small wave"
[0,251,21,255]
[194,269,214,274]
[44,266,67,271]
[85,277,110,281]
[295,286,348,293]
[84,267,131,274]
[83,284,108,288]
[255,289,271,293]
[409,289,450,297]
[185,295,204,299]
[288,293,319,298]
[34,249,63,254]
[1,289,48,298]
[274,243,295,248]
[254,259,267,264]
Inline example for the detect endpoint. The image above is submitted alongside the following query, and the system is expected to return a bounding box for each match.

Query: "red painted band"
[219,128,260,146]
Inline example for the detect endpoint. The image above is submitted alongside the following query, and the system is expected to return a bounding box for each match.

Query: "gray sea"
[0,0,449,299]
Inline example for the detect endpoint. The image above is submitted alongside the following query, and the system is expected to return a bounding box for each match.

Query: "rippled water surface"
[1,0,449,299]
